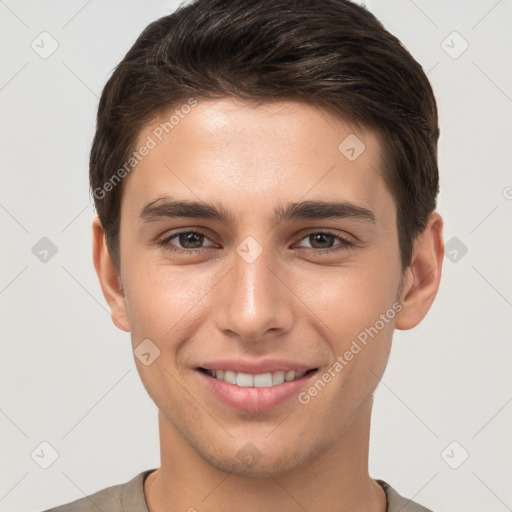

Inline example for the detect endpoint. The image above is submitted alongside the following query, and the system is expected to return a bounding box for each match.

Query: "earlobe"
[92,217,131,332]
[395,212,444,331]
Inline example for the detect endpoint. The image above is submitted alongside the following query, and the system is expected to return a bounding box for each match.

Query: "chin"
[195,436,326,478]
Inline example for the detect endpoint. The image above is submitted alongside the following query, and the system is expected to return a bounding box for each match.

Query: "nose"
[213,241,295,344]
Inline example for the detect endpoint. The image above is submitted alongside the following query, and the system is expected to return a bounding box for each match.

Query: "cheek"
[123,259,213,342]
[300,257,400,340]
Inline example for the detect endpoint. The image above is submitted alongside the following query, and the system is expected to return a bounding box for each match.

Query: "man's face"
[117,97,404,476]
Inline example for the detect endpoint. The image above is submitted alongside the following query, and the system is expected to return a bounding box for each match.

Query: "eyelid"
[293,230,355,249]
[159,229,218,250]
[158,228,355,254]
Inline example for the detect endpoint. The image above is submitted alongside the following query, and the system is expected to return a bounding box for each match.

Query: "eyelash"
[157,230,355,255]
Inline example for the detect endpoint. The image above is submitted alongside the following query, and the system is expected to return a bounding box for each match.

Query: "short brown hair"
[90,0,439,272]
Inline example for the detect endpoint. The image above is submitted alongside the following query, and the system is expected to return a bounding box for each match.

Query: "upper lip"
[197,358,317,374]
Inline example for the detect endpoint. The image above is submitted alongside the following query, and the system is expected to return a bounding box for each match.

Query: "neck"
[144,397,386,512]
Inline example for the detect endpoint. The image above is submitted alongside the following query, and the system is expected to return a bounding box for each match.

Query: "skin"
[93,97,444,512]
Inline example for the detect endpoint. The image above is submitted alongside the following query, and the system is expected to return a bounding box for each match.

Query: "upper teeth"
[206,369,307,387]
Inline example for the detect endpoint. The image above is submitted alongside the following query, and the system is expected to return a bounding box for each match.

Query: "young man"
[45,0,444,510]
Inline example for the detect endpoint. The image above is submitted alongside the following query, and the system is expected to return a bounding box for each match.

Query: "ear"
[92,216,131,332]
[395,212,444,330]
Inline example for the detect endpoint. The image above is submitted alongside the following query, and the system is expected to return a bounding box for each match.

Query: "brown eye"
[307,233,336,249]
[177,232,205,249]
[295,231,354,253]
[159,230,216,252]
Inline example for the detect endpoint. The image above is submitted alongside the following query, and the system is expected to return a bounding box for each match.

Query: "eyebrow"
[139,197,376,225]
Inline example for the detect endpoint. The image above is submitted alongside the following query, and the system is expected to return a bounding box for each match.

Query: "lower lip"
[197,370,317,412]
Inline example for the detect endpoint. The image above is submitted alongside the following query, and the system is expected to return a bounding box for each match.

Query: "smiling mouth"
[198,368,318,388]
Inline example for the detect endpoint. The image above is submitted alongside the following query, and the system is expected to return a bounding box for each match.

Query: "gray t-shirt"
[41,469,433,512]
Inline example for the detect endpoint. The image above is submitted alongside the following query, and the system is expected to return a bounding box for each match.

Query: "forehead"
[121,97,394,227]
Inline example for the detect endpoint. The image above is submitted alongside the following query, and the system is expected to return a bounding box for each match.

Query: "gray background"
[1,1,511,511]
